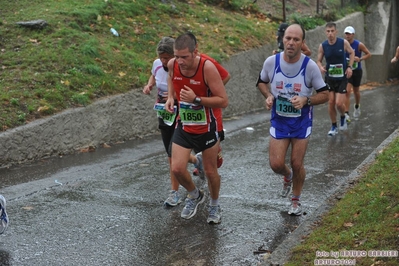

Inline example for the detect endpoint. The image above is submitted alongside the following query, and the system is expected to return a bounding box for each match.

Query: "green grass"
[0,0,364,131]
[285,136,399,266]
[0,0,275,130]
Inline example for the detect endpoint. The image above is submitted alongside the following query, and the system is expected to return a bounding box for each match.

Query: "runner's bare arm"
[316,44,326,74]
[165,59,176,113]
[358,42,371,62]
[201,60,228,108]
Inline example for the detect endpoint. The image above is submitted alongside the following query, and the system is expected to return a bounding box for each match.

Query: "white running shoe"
[353,105,361,118]
[164,190,182,207]
[345,113,351,123]
[288,199,302,216]
[181,190,205,219]
[339,118,348,131]
[207,205,222,224]
[328,126,338,136]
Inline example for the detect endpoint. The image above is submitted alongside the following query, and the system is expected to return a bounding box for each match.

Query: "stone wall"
[0,11,386,167]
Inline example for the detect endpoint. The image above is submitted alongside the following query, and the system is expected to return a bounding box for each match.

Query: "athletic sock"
[291,195,301,201]
[188,188,199,199]
[210,198,219,206]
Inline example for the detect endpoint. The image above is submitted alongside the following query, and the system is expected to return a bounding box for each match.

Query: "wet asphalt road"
[0,84,398,266]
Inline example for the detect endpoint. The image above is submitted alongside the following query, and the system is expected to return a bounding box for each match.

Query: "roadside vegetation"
[285,136,399,265]
[1,0,362,131]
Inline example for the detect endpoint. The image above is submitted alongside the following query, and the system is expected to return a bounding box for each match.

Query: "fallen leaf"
[80,147,89,153]
[344,222,354,227]
[37,106,49,112]
[22,206,34,211]
[119,72,126,77]
[354,238,367,246]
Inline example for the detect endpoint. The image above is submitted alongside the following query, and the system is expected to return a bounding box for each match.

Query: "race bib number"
[276,96,301,117]
[153,103,177,126]
[179,101,207,125]
[346,58,358,70]
[328,63,344,78]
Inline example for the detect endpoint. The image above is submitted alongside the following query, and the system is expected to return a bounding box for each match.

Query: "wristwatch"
[193,96,202,104]
[307,97,311,106]
[347,66,353,70]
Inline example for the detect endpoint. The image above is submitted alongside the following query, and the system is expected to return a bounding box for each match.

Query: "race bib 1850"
[179,101,207,125]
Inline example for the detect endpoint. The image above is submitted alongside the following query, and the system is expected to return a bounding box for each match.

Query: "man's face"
[283,26,304,58]
[344,32,354,43]
[174,47,196,70]
[325,26,337,41]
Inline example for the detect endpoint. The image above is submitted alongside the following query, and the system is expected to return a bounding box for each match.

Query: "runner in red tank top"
[182,33,230,172]
[165,33,228,224]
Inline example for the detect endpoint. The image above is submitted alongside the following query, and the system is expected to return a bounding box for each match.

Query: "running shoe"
[345,113,351,123]
[194,153,205,180]
[193,147,222,176]
[281,176,292,197]
[0,195,9,234]
[164,190,182,207]
[339,117,348,131]
[181,190,205,219]
[353,105,361,118]
[207,205,222,224]
[288,199,302,215]
[328,126,338,136]
[217,145,223,168]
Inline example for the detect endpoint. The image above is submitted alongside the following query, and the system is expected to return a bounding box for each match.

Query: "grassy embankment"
[285,135,399,265]
[0,0,360,130]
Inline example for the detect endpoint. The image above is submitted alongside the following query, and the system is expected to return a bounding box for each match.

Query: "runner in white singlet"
[257,24,329,216]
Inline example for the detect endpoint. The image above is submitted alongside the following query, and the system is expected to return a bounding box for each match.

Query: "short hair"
[157,37,175,56]
[174,33,196,53]
[326,22,336,29]
[186,31,197,45]
[284,24,306,40]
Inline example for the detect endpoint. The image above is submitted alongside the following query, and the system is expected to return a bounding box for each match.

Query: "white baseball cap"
[344,26,355,34]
